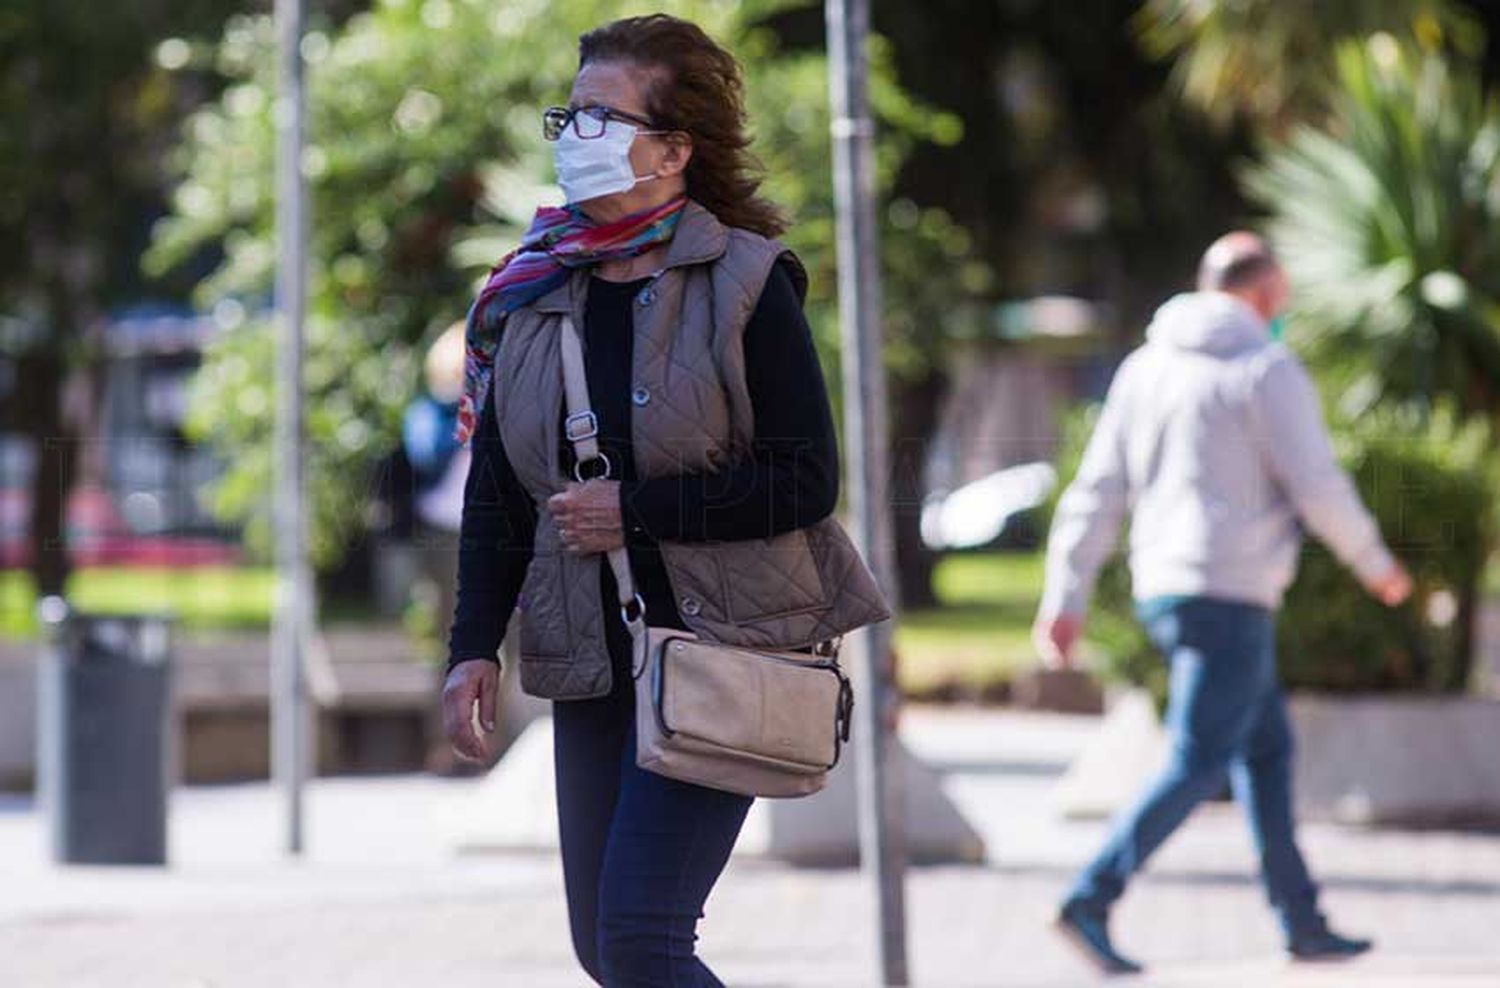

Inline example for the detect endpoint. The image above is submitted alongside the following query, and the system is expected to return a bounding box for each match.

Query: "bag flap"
[654,636,843,771]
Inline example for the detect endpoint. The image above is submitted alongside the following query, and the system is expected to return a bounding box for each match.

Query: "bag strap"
[558,316,649,671]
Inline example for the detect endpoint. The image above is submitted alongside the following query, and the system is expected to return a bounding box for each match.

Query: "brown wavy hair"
[578,15,789,237]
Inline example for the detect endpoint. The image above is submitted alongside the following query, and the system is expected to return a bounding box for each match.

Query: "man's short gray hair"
[1197,234,1279,292]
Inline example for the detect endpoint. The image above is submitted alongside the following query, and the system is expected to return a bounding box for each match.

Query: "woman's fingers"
[550,481,623,553]
[441,662,495,762]
[477,663,498,734]
[550,488,577,550]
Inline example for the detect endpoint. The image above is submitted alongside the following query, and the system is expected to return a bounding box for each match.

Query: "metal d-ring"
[572,451,612,482]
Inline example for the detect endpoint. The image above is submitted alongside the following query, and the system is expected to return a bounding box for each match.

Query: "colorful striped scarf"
[453,195,688,444]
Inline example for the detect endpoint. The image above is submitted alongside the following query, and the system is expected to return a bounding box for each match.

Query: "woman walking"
[439,15,886,986]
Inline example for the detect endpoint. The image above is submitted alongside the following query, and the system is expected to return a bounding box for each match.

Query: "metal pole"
[825,0,908,983]
[272,0,309,857]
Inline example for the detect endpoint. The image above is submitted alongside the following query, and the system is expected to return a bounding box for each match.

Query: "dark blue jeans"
[1066,596,1323,938]
[553,661,753,987]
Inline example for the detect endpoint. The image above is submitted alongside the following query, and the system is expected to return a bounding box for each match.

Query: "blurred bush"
[1050,403,1495,701]
[145,0,982,569]
[1049,31,1500,704]
[1138,0,1477,132]
[1245,39,1500,428]
[1278,408,1493,693]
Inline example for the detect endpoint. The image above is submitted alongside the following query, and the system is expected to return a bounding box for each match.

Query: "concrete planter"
[1053,689,1500,827]
[1291,694,1500,826]
[0,649,35,790]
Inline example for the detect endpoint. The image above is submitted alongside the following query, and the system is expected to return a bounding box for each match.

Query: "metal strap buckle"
[573,452,613,482]
[564,410,598,443]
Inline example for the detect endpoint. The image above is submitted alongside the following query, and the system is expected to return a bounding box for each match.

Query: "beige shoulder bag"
[559,316,853,798]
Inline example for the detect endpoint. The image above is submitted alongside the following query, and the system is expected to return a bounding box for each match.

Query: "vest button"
[631,385,651,407]
[680,596,701,617]
[637,287,656,306]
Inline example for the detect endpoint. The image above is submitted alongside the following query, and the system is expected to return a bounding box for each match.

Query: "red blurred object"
[0,486,26,569]
[0,484,239,570]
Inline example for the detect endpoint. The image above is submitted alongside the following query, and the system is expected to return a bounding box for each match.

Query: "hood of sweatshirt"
[1145,291,1271,357]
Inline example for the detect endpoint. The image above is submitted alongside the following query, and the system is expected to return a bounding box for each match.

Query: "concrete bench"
[0,625,445,790]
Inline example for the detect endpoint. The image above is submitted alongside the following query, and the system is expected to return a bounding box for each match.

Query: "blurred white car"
[920,462,1058,552]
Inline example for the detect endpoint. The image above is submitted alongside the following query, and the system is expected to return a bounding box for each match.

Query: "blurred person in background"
[438,14,881,986]
[1033,232,1413,975]
[402,320,471,638]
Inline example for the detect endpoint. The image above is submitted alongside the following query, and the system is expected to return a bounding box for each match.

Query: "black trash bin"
[36,597,175,865]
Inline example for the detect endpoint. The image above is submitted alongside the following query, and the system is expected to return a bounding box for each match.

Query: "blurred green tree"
[0,0,247,596]
[835,0,1255,604]
[1245,40,1500,428]
[1138,0,1479,132]
[1276,408,1493,693]
[147,0,980,583]
[1049,27,1500,698]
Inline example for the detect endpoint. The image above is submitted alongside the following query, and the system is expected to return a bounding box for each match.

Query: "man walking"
[1035,232,1412,974]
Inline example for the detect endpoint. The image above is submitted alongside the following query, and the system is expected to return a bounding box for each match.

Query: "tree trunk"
[22,350,74,598]
[22,282,80,599]
[888,368,947,610]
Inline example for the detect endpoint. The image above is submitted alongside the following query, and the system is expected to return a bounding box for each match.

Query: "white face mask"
[554,119,663,205]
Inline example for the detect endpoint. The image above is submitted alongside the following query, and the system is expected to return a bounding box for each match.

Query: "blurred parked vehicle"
[0,307,239,572]
[921,462,1058,553]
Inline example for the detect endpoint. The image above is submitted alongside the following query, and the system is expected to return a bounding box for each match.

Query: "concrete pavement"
[2,707,1498,986]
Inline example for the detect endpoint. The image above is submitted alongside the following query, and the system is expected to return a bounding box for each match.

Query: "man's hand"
[548,479,624,554]
[1365,562,1413,608]
[1033,613,1084,670]
[442,659,499,763]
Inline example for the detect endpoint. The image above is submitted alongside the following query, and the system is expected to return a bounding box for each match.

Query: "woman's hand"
[442,659,499,763]
[548,479,625,554]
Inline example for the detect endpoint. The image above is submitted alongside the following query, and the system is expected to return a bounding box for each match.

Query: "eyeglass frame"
[542,103,675,142]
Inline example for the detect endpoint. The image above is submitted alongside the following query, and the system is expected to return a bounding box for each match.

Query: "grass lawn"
[0,567,275,638]
[0,552,1050,700]
[895,551,1043,697]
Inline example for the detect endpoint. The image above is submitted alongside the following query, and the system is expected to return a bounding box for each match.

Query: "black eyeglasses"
[542,104,667,141]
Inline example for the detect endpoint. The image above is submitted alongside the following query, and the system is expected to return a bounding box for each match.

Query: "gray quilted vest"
[492,200,891,700]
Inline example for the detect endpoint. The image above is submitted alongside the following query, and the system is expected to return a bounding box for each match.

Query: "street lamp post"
[272,0,310,857]
[825,0,909,983]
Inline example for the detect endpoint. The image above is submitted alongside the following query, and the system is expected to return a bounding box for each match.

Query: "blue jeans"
[1066,595,1323,938]
[553,660,753,987]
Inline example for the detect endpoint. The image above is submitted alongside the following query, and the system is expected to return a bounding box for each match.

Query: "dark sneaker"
[1287,926,1374,962]
[1053,900,1143,975]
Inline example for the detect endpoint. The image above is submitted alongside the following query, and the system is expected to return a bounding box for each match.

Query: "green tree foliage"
[858,0,1255,605]
[0,0,247,595]
[1139,0,1477,131]
[147,0,976,567]
[1244,41,1500,428]
[1278,409,1493,693]
[1062,5,1500,700]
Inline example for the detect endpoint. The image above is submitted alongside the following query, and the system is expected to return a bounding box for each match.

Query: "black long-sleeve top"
[445,259,839,677]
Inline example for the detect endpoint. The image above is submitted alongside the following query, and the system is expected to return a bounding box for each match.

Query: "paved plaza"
[2,709,1497,987]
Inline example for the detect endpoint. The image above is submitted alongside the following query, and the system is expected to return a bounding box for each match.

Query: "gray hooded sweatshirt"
[1039,291,1395,619]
